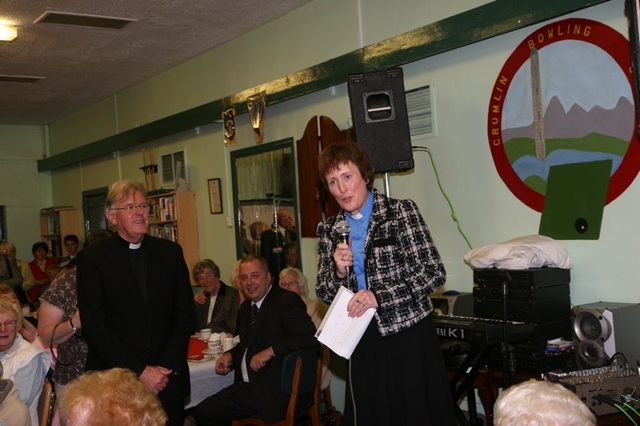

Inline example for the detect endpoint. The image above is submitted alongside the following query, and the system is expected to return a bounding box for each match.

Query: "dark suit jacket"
[76,234,196,403]
[229,285,319,423]
[194,281,239,334]
[259,227,292,284]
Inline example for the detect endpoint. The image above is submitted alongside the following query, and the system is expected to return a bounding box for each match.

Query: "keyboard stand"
[450,345,494,426]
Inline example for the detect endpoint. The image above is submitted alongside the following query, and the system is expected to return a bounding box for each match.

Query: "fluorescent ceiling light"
[0,25,17,42]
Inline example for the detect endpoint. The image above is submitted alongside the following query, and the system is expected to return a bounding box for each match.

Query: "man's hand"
[139,366,172,394]
[250,347,275,371]
[215,352,233,375]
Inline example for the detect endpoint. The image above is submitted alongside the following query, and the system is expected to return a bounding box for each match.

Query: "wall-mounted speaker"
[347,68,414,174]
[572,301,640,369]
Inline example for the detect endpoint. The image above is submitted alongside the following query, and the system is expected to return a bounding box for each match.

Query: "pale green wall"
[0,125,52,261]
[26,0,639,413]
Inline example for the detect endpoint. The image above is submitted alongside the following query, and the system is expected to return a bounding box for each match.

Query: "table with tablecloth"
[186,357,235,408]
[186,336,235,409]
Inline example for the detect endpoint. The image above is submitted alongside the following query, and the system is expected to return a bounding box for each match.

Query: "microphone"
[335,220,351,277]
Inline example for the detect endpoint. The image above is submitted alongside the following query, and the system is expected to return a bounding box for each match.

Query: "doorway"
[82,187,108,239]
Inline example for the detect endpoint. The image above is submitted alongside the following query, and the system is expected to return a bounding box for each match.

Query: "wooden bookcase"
[39,207,81,260]
[147,190,200,285]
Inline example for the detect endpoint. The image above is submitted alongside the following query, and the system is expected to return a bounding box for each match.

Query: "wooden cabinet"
[39,207,81,259]
[296,116,355,237]
[147,191,200,284]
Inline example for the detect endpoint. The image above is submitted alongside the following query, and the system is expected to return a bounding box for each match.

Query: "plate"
[202,348,222,355]
[187,354,213,362]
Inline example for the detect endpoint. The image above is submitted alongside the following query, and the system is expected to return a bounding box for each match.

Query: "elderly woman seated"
[0,299,51,426]
[495,379,596,426]
[279,267,324,328]
[192,259,240,335]
[279,267,332,395]
[0,360,30,426]
[0,284,37,344]
[59,368,167,426]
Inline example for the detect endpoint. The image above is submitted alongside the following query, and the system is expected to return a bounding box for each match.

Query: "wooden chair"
[38,371,56,426]
[232,349,319,426]
[309,352,323,426]
[315,345,334,418]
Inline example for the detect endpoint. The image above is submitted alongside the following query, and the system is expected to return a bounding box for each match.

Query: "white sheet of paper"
[315,286,376,359]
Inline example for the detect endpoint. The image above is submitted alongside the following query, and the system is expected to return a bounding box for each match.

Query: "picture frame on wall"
[208,178,223,214]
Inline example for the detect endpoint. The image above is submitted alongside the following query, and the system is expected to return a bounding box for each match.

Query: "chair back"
[281,349,318,420]
[281,349,317,394]
[231,349,319,426]
[38,371,56,426]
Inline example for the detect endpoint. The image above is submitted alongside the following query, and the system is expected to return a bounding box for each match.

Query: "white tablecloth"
[186,358,235,409]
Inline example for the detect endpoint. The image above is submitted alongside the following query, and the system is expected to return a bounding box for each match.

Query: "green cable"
[413,146,473,250]
[614,403,637,425]
[624,402,640,419]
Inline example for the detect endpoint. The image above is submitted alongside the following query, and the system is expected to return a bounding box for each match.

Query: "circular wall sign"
[487,18,640,211]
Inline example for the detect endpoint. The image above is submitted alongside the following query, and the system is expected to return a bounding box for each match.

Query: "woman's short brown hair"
[318,142,374,190]
[192,259,221,282]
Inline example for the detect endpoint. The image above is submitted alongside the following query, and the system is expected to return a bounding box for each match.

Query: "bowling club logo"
[487,18,640,211]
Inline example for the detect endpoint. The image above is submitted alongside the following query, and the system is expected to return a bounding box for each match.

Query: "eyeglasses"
[110,203,151,212]
[280,281,299,289]
[0,320,16,328]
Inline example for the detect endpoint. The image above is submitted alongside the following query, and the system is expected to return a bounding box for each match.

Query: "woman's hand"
[71,309,81,329]
[194,292,207,305]
[333,242,353,279]
[347,290,378,318]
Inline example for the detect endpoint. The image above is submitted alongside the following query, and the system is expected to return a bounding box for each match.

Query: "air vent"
[161,151,186,185]
[0,75,44,84]
[406,83,436,138]
[34,11,136,30]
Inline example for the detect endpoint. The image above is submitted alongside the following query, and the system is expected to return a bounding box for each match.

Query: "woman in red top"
[28,242,59,310]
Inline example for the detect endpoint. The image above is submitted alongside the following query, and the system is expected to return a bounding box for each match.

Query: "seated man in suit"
[188,254,319,426]
[192,259,240,335]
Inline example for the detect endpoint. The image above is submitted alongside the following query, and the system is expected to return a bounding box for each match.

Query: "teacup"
[223,337,236,352]
[208,333,222,353]
[200,328,212,341]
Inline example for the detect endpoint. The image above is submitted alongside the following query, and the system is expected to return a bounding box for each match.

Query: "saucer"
[188,354,214,362]
[202,348,222,355]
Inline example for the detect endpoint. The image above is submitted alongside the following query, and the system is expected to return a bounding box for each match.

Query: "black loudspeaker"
[347,68,414,174]
[572,302,640,369]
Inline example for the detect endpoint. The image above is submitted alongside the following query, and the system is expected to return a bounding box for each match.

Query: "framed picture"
[208,178,223,214]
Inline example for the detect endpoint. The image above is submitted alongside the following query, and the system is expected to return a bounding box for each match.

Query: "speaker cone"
[574,310,611,342]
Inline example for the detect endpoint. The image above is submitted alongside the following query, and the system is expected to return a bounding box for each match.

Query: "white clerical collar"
[129,242,142,250]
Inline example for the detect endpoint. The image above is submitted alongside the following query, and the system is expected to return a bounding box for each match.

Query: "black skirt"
[343,315,456,426]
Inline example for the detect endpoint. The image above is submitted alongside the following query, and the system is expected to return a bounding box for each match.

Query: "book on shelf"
[50,240,62,258]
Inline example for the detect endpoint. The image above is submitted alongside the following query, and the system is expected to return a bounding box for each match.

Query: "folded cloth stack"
[463,234,573,270]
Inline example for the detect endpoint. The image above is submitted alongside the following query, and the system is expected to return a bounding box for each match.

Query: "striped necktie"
[246,304,258,336]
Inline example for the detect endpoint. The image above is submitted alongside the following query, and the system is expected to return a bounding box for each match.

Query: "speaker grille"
[348,68,414,174]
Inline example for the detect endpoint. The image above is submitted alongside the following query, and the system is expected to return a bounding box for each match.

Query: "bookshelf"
[148,190,200,284]
[39,207,81,260]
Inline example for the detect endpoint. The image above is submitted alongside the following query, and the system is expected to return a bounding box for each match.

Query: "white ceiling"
[0,0,311,125]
